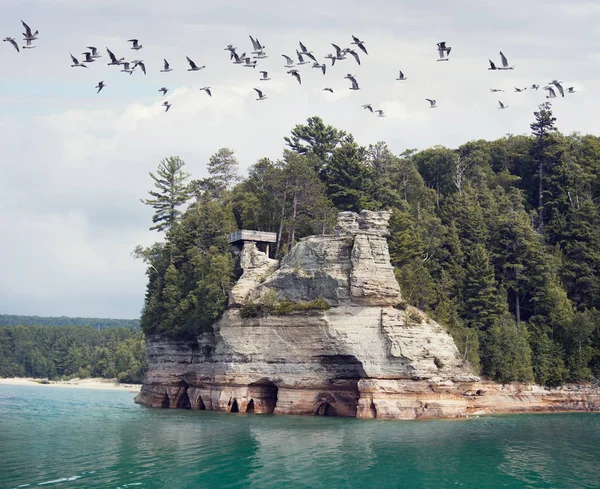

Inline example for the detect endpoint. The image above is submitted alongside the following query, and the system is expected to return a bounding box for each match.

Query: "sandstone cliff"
[135,211,600,419]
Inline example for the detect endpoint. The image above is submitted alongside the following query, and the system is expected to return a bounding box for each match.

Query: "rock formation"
[136,210,600,418]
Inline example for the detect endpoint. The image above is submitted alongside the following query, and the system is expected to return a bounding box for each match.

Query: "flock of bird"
[3,21,578,116]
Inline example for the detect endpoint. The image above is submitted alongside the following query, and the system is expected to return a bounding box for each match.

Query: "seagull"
[498,100,508,109]
[331,43,346,60]
[514,87,527,92]
[253,50,268,59]
[298,41,311,54]
[312,62,326,75]
[224,44,237,53]
[325,53,338,66]
[249,36,265,53]
[498,51,514,70]
[287,69,301,84]
[531,84,540,90]
[437,44,451,61]
[566,87,576,93]
[186,56,205,71]
[95,81,105,94]
[396,70,407,81]
[323,88,334,93]
[549,80,564,97]
[490,88,504,92]
[375,110,385,117]
[259,70,270,81]
[87,46,101,58]
[362,104,373,113]
[346,74,360,90]
[351,35,368,55]
[82,52,95,63]
[162,101,171,112]
[132,60,146,75]
[254,88,267,101]
[158,87,169,96]
[120,62,134,74]
[282,54,295,67]
[128,39,143,50]
[21,21,38,40]
[106,47,124,65]
[200,86,212,97]
[426,98,437,108]
[3,37,19,52]
[296,50,309,65]
[70,54,88,68]
[544,86,556,98]
[243,57,257,68]
[161,59,172,72]
[488,59,497,70]
[344,49,361,65]
[231,51,244,64]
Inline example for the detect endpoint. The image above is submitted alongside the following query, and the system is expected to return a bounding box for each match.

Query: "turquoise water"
[1,385,599,489]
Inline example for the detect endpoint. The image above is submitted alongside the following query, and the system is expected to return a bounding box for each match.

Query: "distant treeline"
[0,314,140,330]
[0,325,147,383]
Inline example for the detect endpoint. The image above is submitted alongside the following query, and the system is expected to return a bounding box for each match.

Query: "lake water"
[1,385,599,489]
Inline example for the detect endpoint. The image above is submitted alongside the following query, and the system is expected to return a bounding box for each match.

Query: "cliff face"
[136,211,600,418]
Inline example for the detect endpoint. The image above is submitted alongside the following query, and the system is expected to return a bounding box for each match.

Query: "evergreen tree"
[284,116,347,164]
[141,156,192,232]
[191,148,240,199]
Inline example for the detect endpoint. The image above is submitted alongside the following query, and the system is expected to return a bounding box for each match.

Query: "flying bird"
[498,51,514,70]
[396,70,407,81]
[296,50,309,65]
[514,87,527,92]
[3,37,19,52]
[161,59,172,72]
[254,88,267,100]
[249,36,265,53]
[82,52,95,63]
[566,87,576,93]
[437,43,451,61]
[331,43,346,60]
[298,41,311,54]
[345,49,361,65]
[106,47,124,65]
[287,69,301,84]
[186,56,205,71]
[253,50,268,59]
[544,86,556,98]
[200,86,212,97]
[158,87,169,96]
[162,101,171,112]
[231,52,244,64]
[70,54,88,68]
[22,38,36,49]
[282,54,294,67]
[488,59,497,70]
[259,70,270,81]
[21,21,38,40]
[351,35,368,55]
[345,74,360,90]
[132,60,146,74]
[498,100,508,109]
[87,46,101,58]
[323,88,334,93]
[128,39,143,50]
[243,57,257,68]
[375,110,385,117]
[120,62,134,74]
[313,62,326,75]
[362,104,373,113]
[549,80,564,97]
[95,81,105,94]
[426,98,437,108]
[531,84,540,90]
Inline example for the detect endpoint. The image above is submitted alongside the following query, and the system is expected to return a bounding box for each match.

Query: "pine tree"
[141,156,192,232]
[284,116,347,164]
[190,148,241,199]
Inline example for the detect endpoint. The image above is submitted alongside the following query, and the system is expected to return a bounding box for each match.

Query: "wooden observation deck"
[228,230,278,256]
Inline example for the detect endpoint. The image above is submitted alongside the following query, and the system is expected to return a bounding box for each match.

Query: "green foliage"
[0,325,146,383]
[0,315,140,329]
[240,297,330,318]
[140,156,192,232]
[284,116,347,163]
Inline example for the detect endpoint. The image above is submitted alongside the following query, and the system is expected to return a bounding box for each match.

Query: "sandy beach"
[0,377,141,392]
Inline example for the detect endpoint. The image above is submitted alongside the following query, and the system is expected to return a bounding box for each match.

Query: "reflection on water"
[1,385,599,489]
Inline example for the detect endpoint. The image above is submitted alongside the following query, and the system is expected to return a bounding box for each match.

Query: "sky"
[1,0,599,319]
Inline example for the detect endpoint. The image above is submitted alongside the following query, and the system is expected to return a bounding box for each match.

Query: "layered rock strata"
[136,210,600,418]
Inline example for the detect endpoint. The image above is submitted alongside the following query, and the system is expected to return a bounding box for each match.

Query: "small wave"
[37,476,81,485]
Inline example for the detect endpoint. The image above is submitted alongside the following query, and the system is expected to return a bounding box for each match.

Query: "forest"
[135,102,600,386]
[0,325,147,383]
[0,314,140,330]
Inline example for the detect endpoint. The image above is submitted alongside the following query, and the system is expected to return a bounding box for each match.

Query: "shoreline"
[0,377,141,392]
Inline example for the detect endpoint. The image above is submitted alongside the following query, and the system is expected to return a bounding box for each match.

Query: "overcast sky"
[1,0,598,319]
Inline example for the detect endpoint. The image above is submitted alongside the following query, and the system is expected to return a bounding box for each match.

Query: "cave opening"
[248,379,279,414]
[246,399,255,413]
[315,402,338,416]
[370,401,377,418]
[176,381,191,409]
[197,396,206,410]
[230,399,239,413]
[160,393,170,409]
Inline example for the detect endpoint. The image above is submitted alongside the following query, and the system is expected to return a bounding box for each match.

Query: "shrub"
[394,301,408,311]
[408,310,422,323]
[240,301,266,318]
